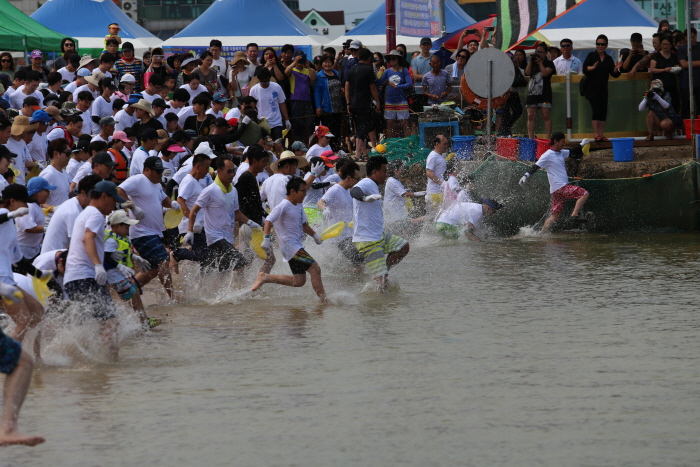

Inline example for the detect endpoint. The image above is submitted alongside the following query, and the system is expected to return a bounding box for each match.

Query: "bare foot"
[0,432,45,447]
[169,251,179,275]
[251,272,266,292]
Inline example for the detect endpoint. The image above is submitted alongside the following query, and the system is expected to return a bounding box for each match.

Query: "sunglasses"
[596,43,608,46]
[560,44,572,48]
[0,59,10,63]
[65,43,75,47]
[224,169,235,174]
[457,55,468,59]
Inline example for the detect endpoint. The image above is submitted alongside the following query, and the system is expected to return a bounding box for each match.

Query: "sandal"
[598,136,610,142]
[645,134,654,141]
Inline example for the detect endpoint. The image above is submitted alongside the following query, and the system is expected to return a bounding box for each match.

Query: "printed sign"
[397,0,440,37]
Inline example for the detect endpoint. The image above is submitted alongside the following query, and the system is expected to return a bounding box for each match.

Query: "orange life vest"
[108,148,129,183]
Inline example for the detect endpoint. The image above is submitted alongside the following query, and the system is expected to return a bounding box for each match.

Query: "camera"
[484,26,495,32]
[465,29,477,34]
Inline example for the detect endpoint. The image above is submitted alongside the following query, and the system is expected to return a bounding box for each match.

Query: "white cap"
[108,210,139,226]
[120,73,136,83]
[194,141,216,159]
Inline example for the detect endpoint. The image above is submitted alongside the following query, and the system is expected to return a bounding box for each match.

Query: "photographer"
[525,42,555,140]
[638,80,682,140]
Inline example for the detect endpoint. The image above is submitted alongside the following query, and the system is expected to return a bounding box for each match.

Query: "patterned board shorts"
[384,101,410,120]
[111,277,139,301]
[354,232,408,278]
[0,327,21,375]
[288,248,316,275]
[131,235,169,271]
[434,222,460,239]
[551,184,589,213]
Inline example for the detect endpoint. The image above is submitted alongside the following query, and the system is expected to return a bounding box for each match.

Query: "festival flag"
[496,0,588,50]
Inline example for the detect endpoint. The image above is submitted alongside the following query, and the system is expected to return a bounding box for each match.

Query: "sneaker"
[147,317,162,329]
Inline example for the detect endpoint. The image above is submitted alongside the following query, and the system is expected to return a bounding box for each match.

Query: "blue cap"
[481,198,503,211]
[212,92,227,103]
[127,93,143,105]
[93,180,126,203]
[27,177,57,196]
[77,68,91,77]
[30,109,53,124]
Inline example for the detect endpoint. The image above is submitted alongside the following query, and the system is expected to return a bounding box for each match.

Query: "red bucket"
[496,137,518,160]
[535,138,550,159]
[683,119,700,139]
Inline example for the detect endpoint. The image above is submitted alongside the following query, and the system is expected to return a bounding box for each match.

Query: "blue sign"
[397,0,441,37]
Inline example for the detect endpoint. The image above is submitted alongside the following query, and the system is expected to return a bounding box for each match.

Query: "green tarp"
[0,0,69,52]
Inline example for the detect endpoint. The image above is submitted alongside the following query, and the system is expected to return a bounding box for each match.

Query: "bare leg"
[386,243,410,271]
[355,137,365,158]
[646,110,658,135]
[306,263,329,304]
[157,262,174,299]
[252,271,306,291]
[526,107,536,139]
[135,268,158,288]
[386,120,396,138]
[571,192,590,217]
[100,317,119,361]
[541,107,552,139]
[259,251,276,275]
[373,275,389,293]
[169,250,179,275]
[591,120,600,139]
[598,119,606,139]
[0,349,45,447]
[401,119,411,137]
[541,210,562,234]
[3,291,43,343]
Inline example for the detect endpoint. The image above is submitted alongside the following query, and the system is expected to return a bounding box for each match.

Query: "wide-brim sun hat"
[271,150,308,172]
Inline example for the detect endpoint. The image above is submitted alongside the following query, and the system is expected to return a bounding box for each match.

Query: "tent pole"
[486,59,492,152]
[386,0,396,53]
[439,0,446,37]
[687,0,695,158]
[566,71,573,141]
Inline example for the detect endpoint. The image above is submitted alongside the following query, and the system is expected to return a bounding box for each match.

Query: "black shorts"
[350,106,372,141]
[64,278,117,321]
[208,239,249,272]
[288,248,315,275]
[0,327,21,375]
[338,237,364,266]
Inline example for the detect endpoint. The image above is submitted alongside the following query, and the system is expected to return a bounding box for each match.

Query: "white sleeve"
[194,186,211,209]
[104,237,119,253]
[638,98,648,112]
[266,200,285,224]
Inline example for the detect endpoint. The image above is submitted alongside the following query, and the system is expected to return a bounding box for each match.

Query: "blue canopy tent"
[31,0,160,56]
[328,0,476,51]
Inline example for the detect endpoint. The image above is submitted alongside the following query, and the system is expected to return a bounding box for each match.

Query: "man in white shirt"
[425,134,449,217]
[8,72,43,111]
[4,116,39,185]
[63,180,124,359]
[351,156,409,292]
[26,109,52,166]
[129,128,159,176]
[75,91,96,135]
[519,132,590,233]
[91,116,117,143]
[118,156,180,299]
[209,39,229,94]
[114,94,141,132]
[553,38,583,75]
[260,151,307,211]
[248,68,292,140]
[38,138,71,213]
[435,198,502,241]
[141,74,163,103]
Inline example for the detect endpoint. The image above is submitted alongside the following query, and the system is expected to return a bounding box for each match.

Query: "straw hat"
[230,51,250,66]
[130,99,155,117]
[270,150,308,172]
[44,106,63,122]
[11,115,39,136]
[85,71,106,87]
[78,55,99,70]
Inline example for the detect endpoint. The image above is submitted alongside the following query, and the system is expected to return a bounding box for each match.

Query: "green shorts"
[434,222,460,239]
[354,232,407,278]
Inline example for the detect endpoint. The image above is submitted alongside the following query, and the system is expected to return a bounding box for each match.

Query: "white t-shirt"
[119,174,167,238]
[141,90,159,103]
[536,149,570,193]
[79,108,96,136]
[114,109,137,132]
[260,173,291,211]
[225,107,241,120]
[179,84,208,104]
[176,174,205,234]
[12,273,37,300]
[39,165,71,209]
[206,108,224,119]
[33,249,66,289]
[72,84,98,103]
[249,82,285,128]
[177,106,196,128]
[305,143,330,161]
[194,183,239,246]
[437,201,483,228]
[266,199,306,262]
[27,131,48,163]
[64,81,78,95]
[15,203,45,259]
[0,176,8,193]
[303,172,329,208]
[0,208,23,286]
[46,127,76,145]
[92,95,114,120]
[352,177,384,242]
[211,57,229,88]
[66,158,85,182]
[129,147,150,177]
[41,197,83,254]
[57,66,76,82]
[9,89,44,110]
[63,206,105,284]
[90,134,112,143]
[320,183,353,244]
[384,176,408,223]
[71,160,94,186]
[4,138,29,185]
[425,151,446,195]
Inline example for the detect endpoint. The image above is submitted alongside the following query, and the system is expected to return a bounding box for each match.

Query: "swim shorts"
[288,248,316,275]
[131,235,169,271]
[207,239,249,272]
[337,237,364,266]
[551,184,588,213]
[354,232,407,278]
[434,222,460,239]
[384,101,409,120]
[64,278,118,321]
[0,327,21,375]
[111,277,139,301]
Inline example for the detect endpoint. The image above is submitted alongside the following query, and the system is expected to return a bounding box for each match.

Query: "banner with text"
[397,0,441,37]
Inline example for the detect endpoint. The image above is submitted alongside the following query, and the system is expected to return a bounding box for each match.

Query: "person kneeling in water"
[519,132,589,234]
[435,198,503,241]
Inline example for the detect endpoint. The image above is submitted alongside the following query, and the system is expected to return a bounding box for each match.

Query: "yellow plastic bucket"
[164,209,183,229]
[32,275,52,306]
[249,228,267,259]
[319,221,345,241]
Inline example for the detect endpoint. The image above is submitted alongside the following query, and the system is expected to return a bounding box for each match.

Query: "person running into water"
[251,177,328,303]
[519,132,590,234]
[351,156,410,292]
[435,198,503,241]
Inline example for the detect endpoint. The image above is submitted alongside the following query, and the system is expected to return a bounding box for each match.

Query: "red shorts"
[551,184,588,213]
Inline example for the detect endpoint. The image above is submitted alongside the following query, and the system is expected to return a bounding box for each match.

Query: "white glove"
[328,181,337,186]
[193,223,203,234]
[413,191,426,197]
[131,205,146,220]
[182,231,194,246]
[94,264,108,286]
[309,161,325,177]
[284,120,292,131]
[671,66,682,74]
[37,270,52,280]
[119,201,135,210]
[246,219,261,230]
[261,234,272,251]
[117,263,135,277]
[162,169,173,183]
[363,194,382,202]
[170,200,181,211]
[313,233,323,245]
[580,138,590,147]
[132,254,151,270]
[519,173,530,186]
[0,282,22,304]
[241,115,251,125]
[8,207,29,219]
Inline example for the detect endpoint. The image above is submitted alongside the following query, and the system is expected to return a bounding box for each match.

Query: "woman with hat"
[306,125,335,161]
[176,53,198,89]
[229,51,254,107]
[5,116,39,186]
[638,79,682,140]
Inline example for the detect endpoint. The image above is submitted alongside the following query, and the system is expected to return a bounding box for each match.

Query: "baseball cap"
[99,116,118,126]
[122,42,134,51]
[420,37,432,45]
[43,93,60,107]
[72,139,90,153]
[290,141,307,152]
[0,146,16,161]
[141,128,159,141]
[152,98,170,109]
[166,144,185,153]
[100,77,117,90]
[349,40,362,50]
[69,54,80,66]
[30,109,53,124]
[227,118,238,126]
[27,176,57,197]
[310,156,333,169]
[77,68,91,78]
[313,125,334,139]
[126,94,143,106]
[108,210,139,226]
[211,92,227,103]
[319,150,339,160]
[30,50,43,59]
[93,180,126,203]
[481,198,504,211]
[194,141,216,159]
[1,184,29,203]
[93,152,118,167]
[112,130,130,143]
[550,131,566,145]
[120,73,136,83]
[24,96,41,111]
[143,156,165,172]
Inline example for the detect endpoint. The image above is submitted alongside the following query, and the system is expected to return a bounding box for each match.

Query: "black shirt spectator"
[346,62,376,109]
[235,170,267,225]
